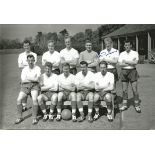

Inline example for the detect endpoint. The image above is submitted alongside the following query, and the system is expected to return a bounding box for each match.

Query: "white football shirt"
[42,51,60,70]
[75,71,95,90]
[94,72,114,90]
[21,65,41,82]
[99,48,119,69]
[118,50,139,69]
[41,73,58,91]
[18,51,37,68]
[60,48,79,68]
[58,73,76,91]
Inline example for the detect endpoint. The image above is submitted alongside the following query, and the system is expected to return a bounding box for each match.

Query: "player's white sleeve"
[37,67,41,78]
[110,74,114,87]
[114,50,120,60]
[42,53,46,66]
[135,51,139,61]
[54,75,59,91]
[21,68,27,81]
[39,74,44,86]
[74,50,80,59]
[74,74,80,86]
[34,53,37,64]
[55,53,61,64]
[79,52,83,63]
[118,53,123,63]
[99,50,105,60]
[18,54,23,68]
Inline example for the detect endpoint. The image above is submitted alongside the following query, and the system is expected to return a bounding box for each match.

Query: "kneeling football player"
[76,61,95,123]
[15,54,41,125]
[57,63,77,122]
[38,62,58,122]
[94,61,114,122]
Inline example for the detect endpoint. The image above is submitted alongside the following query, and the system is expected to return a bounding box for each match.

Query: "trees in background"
[0,25,125,54]
[0,38,22,49]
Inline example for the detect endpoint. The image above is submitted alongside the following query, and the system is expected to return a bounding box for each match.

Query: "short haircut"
[99,61,108,68]
[64,36,71,41]
[85,40,92,44]
[104,37,113,44]
[48,40,55,45]
[45,62,52,69]
[27,54,35,60]
[80,61,88,66]
[23,40,31,45]
[62,62,70,68]
[124,39,132,45]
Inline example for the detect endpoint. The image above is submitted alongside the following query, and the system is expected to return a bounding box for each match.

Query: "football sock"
[72,109,76,114]
[17,104,23,118]
[88,109,92,114]
[22,103,26,107]
[50,104,56,114]
[77,101,83,109]
[42,109,46,114]
[71,101,77,109]
[32,105,38,118]
[57,101,62,109]
[88,101,93,109]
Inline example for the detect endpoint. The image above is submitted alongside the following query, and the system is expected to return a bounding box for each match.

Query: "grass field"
[0,52,155,129]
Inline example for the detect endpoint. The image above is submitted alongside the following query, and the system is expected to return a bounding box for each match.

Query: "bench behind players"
[94,61,114,122]
[15,54,41,125]
[38,62,58,122]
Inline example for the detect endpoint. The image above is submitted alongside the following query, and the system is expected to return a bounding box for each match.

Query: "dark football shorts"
[94,91,111,100]
[42,91,57,100]
[60,91,76,101]
[21,82,40,95]
[107,68,119,81]
[120,68,139,82]
[77,90,94,100]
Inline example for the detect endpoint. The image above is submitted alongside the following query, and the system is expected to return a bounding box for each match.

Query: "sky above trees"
[0,24,102,41]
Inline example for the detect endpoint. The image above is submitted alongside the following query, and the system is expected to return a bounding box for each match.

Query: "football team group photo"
[1,24,155,130]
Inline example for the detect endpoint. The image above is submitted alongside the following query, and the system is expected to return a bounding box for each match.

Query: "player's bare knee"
[70,93,76,101]
[37,95,43,102]
[77,93,82,101]
[105,93,112,102]
[88,94,94,102]
[94,95,99,102]
[51,95,58,104]
[58,93,63,101]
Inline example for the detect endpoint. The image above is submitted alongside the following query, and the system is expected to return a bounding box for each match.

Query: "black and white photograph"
[0,1,155,155]
[0,24,155,130]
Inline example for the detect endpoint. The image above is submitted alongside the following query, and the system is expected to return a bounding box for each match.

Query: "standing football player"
[79,40,99,73]
[18,40,37,112]
[118,39,141,113]
[42,40,61,75]
[60,37,79,75]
